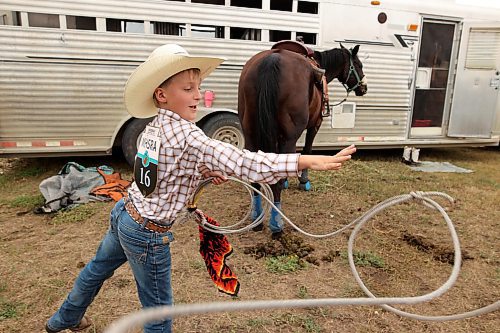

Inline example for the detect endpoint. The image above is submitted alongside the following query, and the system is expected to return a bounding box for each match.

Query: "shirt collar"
[158,108,182,121]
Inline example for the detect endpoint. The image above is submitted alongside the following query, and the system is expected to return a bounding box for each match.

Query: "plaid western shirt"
[128,108,300,225]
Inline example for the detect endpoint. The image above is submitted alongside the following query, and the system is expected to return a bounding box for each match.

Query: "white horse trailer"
[0,0,499,165]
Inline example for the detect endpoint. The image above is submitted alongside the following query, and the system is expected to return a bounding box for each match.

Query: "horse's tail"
[256,52,280,153]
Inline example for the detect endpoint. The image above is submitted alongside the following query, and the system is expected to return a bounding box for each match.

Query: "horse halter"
[341,48,363,93]
[330,48,364,108]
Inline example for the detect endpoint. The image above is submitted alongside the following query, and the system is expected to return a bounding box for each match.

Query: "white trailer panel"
[1,0,499,163]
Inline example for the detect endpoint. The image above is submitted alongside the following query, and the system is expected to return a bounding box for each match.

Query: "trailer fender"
[121,118,154,166]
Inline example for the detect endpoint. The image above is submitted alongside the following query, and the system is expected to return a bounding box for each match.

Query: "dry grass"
[0,147,498,332]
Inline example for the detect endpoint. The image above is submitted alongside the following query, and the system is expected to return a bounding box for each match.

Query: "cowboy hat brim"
[124,54,225,118]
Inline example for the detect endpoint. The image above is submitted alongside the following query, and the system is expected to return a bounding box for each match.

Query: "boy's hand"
[298,145,356,171]
[334,144,356,158]
[201,170,228,185]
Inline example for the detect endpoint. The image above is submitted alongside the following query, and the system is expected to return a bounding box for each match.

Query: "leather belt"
[124,199,171,233]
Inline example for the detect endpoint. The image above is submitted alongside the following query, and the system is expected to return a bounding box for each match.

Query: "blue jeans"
[46,199,175,332]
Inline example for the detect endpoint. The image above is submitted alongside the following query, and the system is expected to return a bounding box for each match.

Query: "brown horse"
[238,43,367,236]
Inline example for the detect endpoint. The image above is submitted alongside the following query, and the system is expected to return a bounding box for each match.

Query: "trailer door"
[410,20,458,137]
[448,22,500,137]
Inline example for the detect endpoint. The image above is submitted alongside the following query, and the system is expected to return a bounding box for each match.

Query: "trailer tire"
[201,113,245,149]
[121,118,153,167]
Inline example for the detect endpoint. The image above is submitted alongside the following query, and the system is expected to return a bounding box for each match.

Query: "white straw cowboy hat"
[124,44,225,118]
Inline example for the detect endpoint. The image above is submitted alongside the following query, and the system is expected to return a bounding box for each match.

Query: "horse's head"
[340,44,367,96]
[314,44,368,96]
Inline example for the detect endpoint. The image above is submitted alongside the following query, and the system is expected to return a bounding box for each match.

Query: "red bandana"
[197,211,240,296]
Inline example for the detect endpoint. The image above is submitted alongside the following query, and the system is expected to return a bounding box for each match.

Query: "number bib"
[134,125,161,197]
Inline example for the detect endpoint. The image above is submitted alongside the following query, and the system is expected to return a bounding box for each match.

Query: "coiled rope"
[105,177,499,333]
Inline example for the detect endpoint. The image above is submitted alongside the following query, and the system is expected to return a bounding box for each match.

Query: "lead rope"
[105,177,499,333]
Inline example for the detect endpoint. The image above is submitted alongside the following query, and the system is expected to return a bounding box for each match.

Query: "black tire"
[201,113,245,149]
[121,118,154,166]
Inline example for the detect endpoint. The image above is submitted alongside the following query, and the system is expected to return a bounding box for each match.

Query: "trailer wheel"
[121,118,153,166]
[201,113,245,149]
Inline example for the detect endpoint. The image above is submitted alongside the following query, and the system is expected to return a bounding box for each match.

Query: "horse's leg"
[299,127,320,191]
[298,169,310,191]
[242,136,265,231]
[268,180,286,238]
[251,183,265,231]
[268,140,297,238]
[238,97,265,231]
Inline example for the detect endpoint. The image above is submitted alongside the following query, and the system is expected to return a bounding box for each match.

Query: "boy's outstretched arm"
[298,145,356,171]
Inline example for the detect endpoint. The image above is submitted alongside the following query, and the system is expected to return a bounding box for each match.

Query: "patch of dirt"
[243,233,315,258]
[0,158,19,175]
[402,231,474,264]
[321,249,342,262]
[0,149,498,333]
[243,232,322,266]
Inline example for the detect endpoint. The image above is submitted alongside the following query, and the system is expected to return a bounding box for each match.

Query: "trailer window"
[191,24,224,38]
[107,19,144,33]
[418,22,453,69]
[67,16,96,30]
[465,28,500,70]
[151,21,185,36]
[28,13,59,28]
[270,0,293,12]
[192,0,225,4]
[298,1,318,14]
[297,32,316,45]
[231,0,262,9]
[270,30,291,42]
[230,27,261,41]
[0,11,21,26]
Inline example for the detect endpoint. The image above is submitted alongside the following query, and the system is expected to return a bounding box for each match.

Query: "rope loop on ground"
[104,177,499,333]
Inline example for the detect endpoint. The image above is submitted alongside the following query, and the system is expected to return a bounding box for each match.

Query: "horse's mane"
[314,48,344,82]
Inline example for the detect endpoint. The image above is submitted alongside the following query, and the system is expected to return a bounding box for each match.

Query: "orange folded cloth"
[197,211,240,296]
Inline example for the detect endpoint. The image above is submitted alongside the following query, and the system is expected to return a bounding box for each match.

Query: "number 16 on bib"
[134,125,161,197]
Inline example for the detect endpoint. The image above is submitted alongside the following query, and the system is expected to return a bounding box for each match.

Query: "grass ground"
[0,147,498,332]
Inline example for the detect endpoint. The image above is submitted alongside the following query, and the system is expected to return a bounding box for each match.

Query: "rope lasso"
[104,178,499,333]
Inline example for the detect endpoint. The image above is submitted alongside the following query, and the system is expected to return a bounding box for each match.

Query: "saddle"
[271,40,325,81]
[271,40,330,117]
[271,40,315,58]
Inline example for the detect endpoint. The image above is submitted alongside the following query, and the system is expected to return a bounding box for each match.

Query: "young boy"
[45,44,356,333]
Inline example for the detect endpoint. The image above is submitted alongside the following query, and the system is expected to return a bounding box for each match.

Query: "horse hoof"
[299,181,311,191]
[283,180,289,189]
[252,223,264,232]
